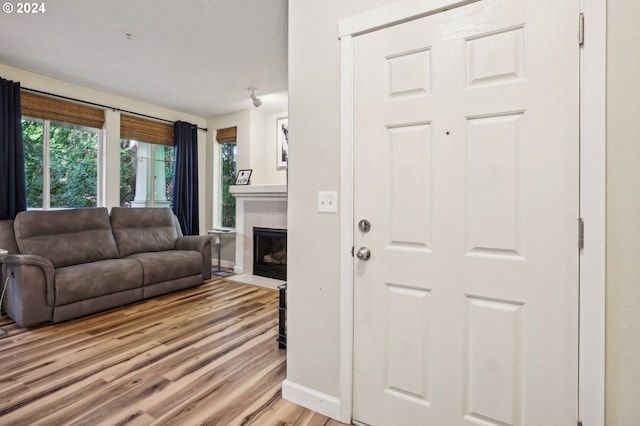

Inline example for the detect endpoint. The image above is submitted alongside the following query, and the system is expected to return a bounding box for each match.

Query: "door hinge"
[351,246,354,257]
[578,421,583,426]
[579,13,585,46]
[578,218,584,249]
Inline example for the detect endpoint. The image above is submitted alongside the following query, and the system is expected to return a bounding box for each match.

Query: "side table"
[207,230,235,277]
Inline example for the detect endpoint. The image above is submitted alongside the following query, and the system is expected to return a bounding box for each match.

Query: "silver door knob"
[356,247,371,261]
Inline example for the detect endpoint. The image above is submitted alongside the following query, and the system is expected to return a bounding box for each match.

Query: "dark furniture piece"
[278,283,287,349]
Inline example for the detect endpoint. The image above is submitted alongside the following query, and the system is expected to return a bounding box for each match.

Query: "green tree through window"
[221,143,237,228]
[22,118,99,209]
[22,120,44,208]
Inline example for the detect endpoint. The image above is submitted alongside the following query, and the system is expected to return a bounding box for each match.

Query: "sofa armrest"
[175,235,213,280]
[4,254,55,305]
[3,254,55,327]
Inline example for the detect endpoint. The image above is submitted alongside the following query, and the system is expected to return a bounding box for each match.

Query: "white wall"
[286,0,400,409]
[247,109,288,186]
[0,63,209,233]
[264,110,289,184]
[606,0,640,423]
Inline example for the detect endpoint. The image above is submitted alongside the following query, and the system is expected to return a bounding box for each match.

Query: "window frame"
[119,139,175,208]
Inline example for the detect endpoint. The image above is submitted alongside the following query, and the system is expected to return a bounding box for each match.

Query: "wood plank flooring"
[0,279,346,426]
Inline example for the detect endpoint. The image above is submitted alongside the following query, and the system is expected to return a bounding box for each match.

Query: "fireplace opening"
[253,227,287,281]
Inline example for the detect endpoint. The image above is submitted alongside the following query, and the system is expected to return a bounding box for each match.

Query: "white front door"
[352,0,580,425]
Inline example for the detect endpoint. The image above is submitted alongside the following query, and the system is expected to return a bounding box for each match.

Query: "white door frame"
[337,0,605,424]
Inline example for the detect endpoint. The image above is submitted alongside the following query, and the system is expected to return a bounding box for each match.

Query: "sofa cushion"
[127,250,202,285]
[111,207,179,257]
[13,208,119,268]
[55,258,143,305]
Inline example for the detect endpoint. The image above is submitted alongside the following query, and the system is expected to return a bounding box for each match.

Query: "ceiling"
[0,0,288,118]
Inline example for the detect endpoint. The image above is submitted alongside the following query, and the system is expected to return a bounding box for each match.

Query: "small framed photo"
[276,117,288,169]
[235,169,252,185]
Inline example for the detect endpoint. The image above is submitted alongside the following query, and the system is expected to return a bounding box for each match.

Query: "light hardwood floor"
[0,278,346,426]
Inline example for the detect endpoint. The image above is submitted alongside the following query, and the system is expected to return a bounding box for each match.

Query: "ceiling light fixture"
[248,87,262,108]
[125,32,134,40]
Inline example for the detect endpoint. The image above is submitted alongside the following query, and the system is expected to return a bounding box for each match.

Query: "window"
[220,142,237,228]
[22,118,100,209]
[20,91,105,210]
[120,140,174,207]
[217,127,238,228]
[119,115,175,208]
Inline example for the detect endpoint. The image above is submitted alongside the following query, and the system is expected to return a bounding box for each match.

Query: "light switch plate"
[318,191,338,213]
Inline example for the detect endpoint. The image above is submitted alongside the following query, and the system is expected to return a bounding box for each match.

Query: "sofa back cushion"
[0,220,19,254]
[13,208,119,268]
[110,207,179,257]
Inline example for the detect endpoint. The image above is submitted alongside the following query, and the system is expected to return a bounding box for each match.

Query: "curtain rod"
[21,87,208,132]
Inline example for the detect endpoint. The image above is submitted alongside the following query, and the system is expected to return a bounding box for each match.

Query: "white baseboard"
[228,274,283,290]
[282,379,342,421]
[210,259,235,269]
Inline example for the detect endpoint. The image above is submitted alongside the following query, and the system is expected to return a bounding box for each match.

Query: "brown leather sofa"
[1,207,212,327]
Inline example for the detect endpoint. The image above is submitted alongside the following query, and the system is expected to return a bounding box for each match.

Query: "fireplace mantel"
[230,184,287,275]
[229,184,287,199]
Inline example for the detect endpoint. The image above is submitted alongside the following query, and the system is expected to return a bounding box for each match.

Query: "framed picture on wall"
[276,117,288,169]
[235,169,252,185]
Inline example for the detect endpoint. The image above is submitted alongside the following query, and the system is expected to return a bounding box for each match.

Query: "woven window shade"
[216,127,237,143]
[21,92,105,129]
[120,114,174,146]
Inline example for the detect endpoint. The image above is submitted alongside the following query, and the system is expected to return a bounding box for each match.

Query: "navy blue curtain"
[0,78,26,220]
[171,121,199,235]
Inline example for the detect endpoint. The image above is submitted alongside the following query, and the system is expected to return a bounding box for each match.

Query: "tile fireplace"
[229,184,287,276]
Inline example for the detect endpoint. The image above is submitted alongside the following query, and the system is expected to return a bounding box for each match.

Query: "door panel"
[467,112,524,258]
[352,0,579,425]
[387,123,433,249]
[465,296,523,425]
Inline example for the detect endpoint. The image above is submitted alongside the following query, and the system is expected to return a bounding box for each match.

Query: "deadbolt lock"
[358,219,371,233]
